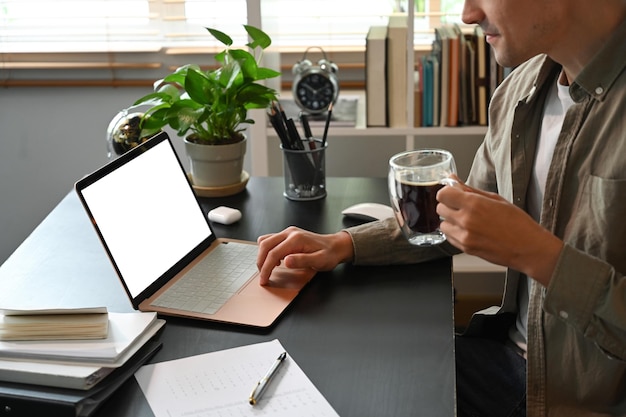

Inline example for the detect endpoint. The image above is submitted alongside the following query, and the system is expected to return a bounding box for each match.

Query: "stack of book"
[416,23,511,128]
[364,14,409,128]
[0,307,164,417]
[364,18,510,129]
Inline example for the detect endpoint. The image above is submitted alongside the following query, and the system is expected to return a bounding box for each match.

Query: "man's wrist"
[334,230,355,264]
[524,232,564,287]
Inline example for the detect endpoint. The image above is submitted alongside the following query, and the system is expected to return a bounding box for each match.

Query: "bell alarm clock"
[292,47,339,114]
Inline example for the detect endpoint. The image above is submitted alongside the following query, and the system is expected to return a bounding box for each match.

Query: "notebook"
[75,131,315,328]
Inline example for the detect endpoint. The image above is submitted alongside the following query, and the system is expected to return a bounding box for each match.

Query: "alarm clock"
[292,47,339,114]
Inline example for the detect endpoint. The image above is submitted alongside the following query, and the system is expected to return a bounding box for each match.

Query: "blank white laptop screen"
[79,139,212,298]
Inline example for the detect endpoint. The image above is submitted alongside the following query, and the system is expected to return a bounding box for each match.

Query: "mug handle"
[440,177,459,188]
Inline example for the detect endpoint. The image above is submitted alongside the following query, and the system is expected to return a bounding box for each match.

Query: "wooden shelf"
[266,125,487,140]
[267,90,488,138]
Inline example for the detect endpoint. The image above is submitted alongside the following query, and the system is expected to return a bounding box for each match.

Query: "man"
[257,0,626,415]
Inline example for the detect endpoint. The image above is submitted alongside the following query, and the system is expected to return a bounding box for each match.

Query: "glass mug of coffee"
[388,149,457,246]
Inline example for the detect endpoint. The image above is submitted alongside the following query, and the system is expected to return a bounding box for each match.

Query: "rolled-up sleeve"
[544,244,626,360]
[345,217,459,266]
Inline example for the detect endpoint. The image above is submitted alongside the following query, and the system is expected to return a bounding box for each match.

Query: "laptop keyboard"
[152,242,259,315]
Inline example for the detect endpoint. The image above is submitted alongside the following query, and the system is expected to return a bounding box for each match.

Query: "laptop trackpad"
[265,265,316,290]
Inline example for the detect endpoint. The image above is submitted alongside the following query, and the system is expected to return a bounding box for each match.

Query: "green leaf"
[126,24,280,144]
[238,84,273,107]
[168,99,204,112]
[133,91,172,106]
[229,49,257,79]
[143,103,171,118]
[244,25,272,50]
[138,105,172,137]
[184,68,213,105]
[229,48,255,63]
[166,101,205,136]
[140,112,168,130]
[206,28,232,47]
[156,83,181,99]
[139,126,162,138]
[256,67,281,81]
[163,72,186,87]
[176,64,201,74]
[219,61,243,90]
[214,50,227,64]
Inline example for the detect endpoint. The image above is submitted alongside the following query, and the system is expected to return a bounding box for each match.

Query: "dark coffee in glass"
[388,150,456,246]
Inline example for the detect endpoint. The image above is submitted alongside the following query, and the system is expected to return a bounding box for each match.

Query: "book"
[0,339,162,417]
[457,27,474,126]
[433,25,451,126]
[365,25,388,127]
[0,314,164,391]
[0,312,163,367]
[0,307,109,341]
[386,14,409,127]
[413,62,423,127]
[431,53,440,126]
[463,33,477,125]
[420,55,434,127]
[473,25,489,126]
[446,24,462,127]
[0,358,115,391]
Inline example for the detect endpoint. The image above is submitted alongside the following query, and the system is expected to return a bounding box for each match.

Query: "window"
[1,0,465,52]
[0,0,157,53]
[0,0,465,83]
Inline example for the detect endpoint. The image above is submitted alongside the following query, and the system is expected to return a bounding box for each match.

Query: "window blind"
[0,0,464,83]
[0,0,464,53]
[0,0,160,53]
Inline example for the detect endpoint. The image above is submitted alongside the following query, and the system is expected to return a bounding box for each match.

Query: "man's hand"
[256,227,354,285]
[436,180,563,286]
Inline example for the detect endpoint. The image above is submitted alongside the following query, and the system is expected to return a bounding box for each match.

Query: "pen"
[300,111,317,152]
[249,351,287,406]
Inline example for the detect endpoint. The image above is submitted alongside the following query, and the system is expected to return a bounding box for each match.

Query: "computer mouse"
[208,206,242,225]
[341,202,394,221]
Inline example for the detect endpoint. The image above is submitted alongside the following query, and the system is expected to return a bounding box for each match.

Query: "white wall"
[0,86,485,265]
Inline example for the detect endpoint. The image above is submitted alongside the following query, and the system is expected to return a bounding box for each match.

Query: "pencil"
[299,111,313,140]
[286,117,304,150]
[268,103,292,149]
[321,102,333,147]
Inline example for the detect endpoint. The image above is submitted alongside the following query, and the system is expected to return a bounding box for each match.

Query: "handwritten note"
[135,339,339,417]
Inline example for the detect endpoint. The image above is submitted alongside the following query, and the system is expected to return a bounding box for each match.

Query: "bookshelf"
[247,0,489,179]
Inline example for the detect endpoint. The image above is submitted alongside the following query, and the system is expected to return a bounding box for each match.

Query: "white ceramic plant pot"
[184,136,247,188]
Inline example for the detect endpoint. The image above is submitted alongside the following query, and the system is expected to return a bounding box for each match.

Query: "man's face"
[462,0,567,67]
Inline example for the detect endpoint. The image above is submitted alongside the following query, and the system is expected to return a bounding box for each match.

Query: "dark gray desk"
[0,177,455,417]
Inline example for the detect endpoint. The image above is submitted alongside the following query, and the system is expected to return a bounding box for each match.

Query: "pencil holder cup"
[281,140,327,201]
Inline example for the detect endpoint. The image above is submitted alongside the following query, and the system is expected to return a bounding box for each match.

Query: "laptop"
[75,131,315,328]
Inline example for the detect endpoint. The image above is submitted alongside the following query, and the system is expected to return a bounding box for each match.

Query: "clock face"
[294,73,335,113]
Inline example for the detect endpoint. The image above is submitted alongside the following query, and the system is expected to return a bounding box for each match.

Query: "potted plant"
[129,25,280,188]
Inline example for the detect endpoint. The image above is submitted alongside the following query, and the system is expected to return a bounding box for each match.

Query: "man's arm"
[256,227,354,285]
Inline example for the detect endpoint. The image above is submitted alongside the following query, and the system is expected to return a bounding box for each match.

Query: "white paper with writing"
[135,339,339,417]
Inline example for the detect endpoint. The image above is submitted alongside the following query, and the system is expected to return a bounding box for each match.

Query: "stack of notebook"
[0,308,164,417]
